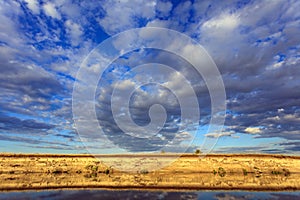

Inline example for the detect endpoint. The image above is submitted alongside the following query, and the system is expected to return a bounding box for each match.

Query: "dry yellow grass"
[0,153,299,191]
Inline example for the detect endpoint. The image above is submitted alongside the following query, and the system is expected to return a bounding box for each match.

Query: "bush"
[218,167,226,177]
[194,149,201,154]
[282,168,291,176]
[92,165,98,172]
[52,169,62,174]
[104,169,110,175]
[85,165,93,170]
[213,169,217,175]
[271,170,282,175]
[140,169,149,174]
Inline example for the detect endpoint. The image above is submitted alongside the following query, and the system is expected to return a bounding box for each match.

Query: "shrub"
[104,169,110,175]
[92,165,98,172]
[84,174,91,178]
[194,149,201,154]
[282,168,291,176]
[52,169,63,174]
[271,170,282,175]
[213,169,217,175]
[218,167,226,177]
[140,169,149,174]
[85,165,93,170]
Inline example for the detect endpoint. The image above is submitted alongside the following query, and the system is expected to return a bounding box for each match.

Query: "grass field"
[0,153,299,191]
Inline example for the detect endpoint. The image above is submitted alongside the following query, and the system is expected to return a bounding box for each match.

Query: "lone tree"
[195,149,201,154]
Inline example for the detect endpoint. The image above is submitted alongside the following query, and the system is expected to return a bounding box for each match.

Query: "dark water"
[0,190,300,200]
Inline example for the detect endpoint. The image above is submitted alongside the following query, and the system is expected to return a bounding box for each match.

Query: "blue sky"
[0,0,299,154]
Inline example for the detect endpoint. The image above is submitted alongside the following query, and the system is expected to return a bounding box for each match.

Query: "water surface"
[1,190,300,200]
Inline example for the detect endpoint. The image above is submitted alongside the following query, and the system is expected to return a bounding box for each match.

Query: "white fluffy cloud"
[244,127,262,134]
[65,20,83,46]
[202,13,239,31]
[98,0,157,35]
[24,0,40,14]
[205,131,235,138]
[43,2,61,20]
[156,1,172,17]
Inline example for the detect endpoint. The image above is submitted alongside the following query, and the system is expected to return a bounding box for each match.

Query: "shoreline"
[1,185,300,192]
[0,152,299,158]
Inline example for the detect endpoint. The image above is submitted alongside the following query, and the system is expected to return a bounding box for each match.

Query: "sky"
[0,0,299,154]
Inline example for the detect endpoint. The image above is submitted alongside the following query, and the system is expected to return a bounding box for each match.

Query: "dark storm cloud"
[0,133,83,151]
[213,146,288,154]
[279,141,300,152]
[0,58,64,99]
[0,114,54,131]
[225,106,300,140]
[0,134,41,145]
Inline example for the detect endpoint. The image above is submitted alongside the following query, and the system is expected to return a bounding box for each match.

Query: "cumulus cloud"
[65,20,83,46]
[156,1,172,17]
[0,0,299,153]
[205,131,236,138]
[23,0,40,14]
[97,0,157,35]
[244,127,261,134]
[202,13,239,31]
[42,2,61,20]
